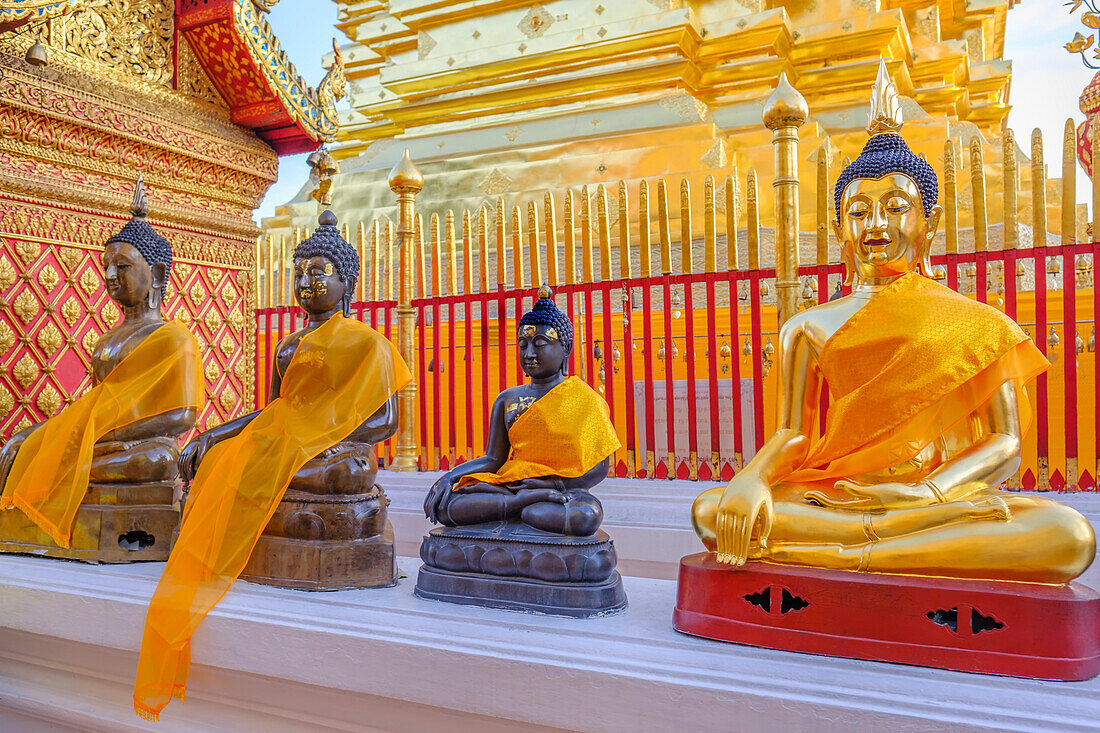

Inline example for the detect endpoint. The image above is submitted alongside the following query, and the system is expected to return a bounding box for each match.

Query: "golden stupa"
[264,1,1065,242]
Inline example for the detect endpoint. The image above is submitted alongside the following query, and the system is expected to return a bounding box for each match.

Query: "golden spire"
[866,60,903,137]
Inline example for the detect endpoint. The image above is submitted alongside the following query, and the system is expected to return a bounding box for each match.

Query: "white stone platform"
[1,485,1099,732]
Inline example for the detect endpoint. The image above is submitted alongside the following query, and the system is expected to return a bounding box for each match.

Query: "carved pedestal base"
[673,552,1100,681]
[415,522,627,617]
[0,483,179,563]
[240,523,397,591]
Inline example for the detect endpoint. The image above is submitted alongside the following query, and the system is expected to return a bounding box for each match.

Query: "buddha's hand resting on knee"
[177,433,217,484]
[715,474,773,566]
[424,475,455,522]
[804,479,937,512]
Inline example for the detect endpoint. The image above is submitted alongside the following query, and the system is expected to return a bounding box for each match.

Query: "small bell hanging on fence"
[759,280,771,298]
[657,341,666,361]
[763,339,775,357]
[612,344,621,373]
[1049,257,1062,275]
[671,291,683,320]
[1089,327,1095,353]
[1016,261,1026,277]
[1048,326,1060,350]
[1077,333,1086,355]
[671,341,679,359]
[742,337,752,357]
[720,340,732,374]
[593,342,604,361]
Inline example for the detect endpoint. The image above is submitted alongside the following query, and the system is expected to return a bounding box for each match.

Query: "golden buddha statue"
[0,177,204,561]
[691,70,1096,585]
[135,210,410,720]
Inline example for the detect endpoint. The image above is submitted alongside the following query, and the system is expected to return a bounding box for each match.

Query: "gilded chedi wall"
[0,2,277,438]
[265,0,1034,241]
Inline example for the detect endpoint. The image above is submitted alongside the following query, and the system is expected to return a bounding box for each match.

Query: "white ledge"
[2,547,1100,732]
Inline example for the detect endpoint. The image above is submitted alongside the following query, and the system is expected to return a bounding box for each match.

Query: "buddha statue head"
[104,176,173,315]
[517,285,573,379]
[832,63,943,285]
[292,210,360,318]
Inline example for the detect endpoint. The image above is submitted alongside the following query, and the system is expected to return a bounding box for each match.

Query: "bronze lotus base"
[415,522,627,617]
[0,482,179,563]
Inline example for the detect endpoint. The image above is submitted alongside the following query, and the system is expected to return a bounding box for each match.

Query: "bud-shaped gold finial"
[762,72,808,130]
[388,148,424,193]
[866,60,903,137]
[538,284,552,299]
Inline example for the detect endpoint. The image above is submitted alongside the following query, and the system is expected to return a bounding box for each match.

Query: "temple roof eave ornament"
[0,0,85,34]
[177,0,345,155]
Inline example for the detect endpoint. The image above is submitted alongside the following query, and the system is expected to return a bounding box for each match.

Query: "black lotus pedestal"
[415,521,627,617]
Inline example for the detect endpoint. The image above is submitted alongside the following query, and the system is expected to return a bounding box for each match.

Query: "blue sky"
[254,2,1098,223]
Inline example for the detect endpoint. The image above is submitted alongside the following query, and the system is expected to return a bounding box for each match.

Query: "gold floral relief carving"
[101,300,120,328]
[209,269,223,286]
[36,384,61,417]
[203,359,219,384]
[15,240,40,264]
[218,386,237,412]
[0,258,16,292]
[220,280,236,303]
[57,247,84,273]
[176,36,227,109]
[82,330,99,356]
[13,290,39,324]
[11,415,32,434]
[205,412,222,430]
[228,309,245,332]
[175,263,193,280]
[234,357,251,383]
[204,309,222,333]
[174,309,193,327]
[0,321,14,354]
[53,1,175,87]
[218,333,236,360]
[79,269,101,296]
[0,384,13,420]
[61,296,82,327]
[189,282,205,303]
[193,331,206,353]
[13,353,39,389]
[37,264,59,293]
[37,322,63,358]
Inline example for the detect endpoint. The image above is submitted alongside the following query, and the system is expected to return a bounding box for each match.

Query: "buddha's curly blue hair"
[834,133,938,224]
[518,290,573,346]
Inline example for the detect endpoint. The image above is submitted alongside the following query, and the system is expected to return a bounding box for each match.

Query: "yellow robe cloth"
[0,320,203,548]
[455,376,621,489]
[784,272,1049,490]
[133,314,410,721]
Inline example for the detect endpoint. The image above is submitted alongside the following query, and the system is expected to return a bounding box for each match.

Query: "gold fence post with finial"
[388,149,424,471]
[762,72,809,328]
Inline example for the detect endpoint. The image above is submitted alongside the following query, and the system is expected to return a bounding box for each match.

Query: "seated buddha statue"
[0,177,203,561]
[422,286,621,534]
[690,74,1096,585]
[416,288,626,616]
[136,209,411,720]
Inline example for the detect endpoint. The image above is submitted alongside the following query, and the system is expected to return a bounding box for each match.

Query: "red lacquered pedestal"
[673,552,1100,681]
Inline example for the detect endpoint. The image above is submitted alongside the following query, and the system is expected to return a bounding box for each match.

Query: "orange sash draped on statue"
[454,376,621,489]
[0,320,203,548]
[133,314,410,721]
[786,272,1049,485]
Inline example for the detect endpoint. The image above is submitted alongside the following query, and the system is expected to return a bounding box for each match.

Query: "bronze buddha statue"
[176,210,408,589]
[0,177,203,561]
[416,287,626,616]
[689,69,1095,585]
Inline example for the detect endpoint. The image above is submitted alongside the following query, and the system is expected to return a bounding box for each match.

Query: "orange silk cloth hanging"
[785,272,1049,489]
[133,314,410,721]
[0,320,203,548]
[454,376,621,489]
